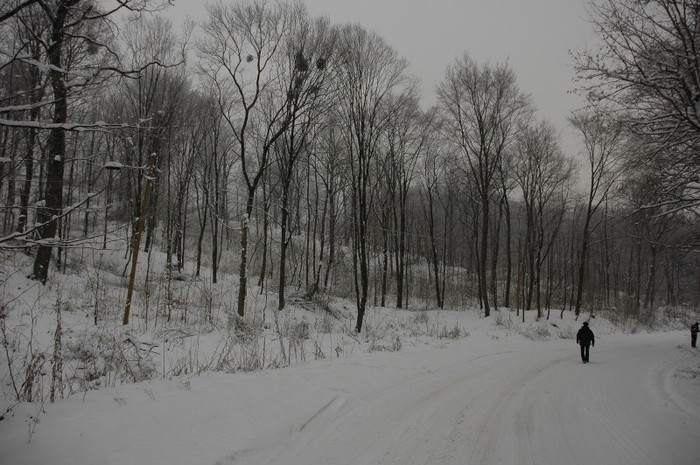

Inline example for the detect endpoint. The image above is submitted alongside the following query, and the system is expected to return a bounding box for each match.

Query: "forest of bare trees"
[2,0,700,333]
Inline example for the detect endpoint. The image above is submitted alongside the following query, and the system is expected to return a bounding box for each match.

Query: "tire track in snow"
[252,350,517,465]
[219,335,700,465]
[464,348,572,465]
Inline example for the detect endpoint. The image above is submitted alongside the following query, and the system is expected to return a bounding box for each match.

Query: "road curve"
[231,333,700,465]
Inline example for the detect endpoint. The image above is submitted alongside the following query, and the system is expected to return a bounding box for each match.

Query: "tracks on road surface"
[226,335,700,465]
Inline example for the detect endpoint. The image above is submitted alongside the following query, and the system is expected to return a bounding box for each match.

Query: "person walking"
[691,322,698,348]
[576,321,595,363]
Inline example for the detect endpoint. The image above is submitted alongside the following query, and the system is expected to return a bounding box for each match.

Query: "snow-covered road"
[234,333,700,465]
[2,330,699,465]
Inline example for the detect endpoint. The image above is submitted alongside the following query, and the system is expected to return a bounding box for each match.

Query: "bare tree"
[274,14,336,310]
[513,120,574,318]
[418,124,452,309]
[437,54,530,317]
[0,0,174,283]
[115,15,188,251]
[334,23,413,332]
[574,0,700,211]
[381,97,432,309]
[313,119,347,292]
[570,107,625,318]
[187,90,233,283]
[197,0,300,319]
[0,5,48,236]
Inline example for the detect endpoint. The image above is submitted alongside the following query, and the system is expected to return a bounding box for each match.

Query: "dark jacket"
[576,325,595,346]
[692,323,699,335]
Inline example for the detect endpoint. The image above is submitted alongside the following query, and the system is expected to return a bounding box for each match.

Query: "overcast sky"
[164,0,596,158]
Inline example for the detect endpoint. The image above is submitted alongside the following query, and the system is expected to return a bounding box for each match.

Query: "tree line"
[1,0,699,332]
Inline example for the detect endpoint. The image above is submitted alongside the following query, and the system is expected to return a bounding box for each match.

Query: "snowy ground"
[1,314,698,465]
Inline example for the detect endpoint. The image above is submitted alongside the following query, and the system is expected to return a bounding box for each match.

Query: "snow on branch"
[0,0,40,24]
[0,118,131,131]
[0,187,108,248]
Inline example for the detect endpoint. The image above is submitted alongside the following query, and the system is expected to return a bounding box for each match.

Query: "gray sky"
[165,0,596,158]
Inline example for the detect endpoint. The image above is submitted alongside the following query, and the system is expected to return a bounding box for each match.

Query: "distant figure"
[691,322,698,348]
[576,322,595,363]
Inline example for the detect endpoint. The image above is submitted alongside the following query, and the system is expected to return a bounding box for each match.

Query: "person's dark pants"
[692,333,697,348]
[580,343,590,362]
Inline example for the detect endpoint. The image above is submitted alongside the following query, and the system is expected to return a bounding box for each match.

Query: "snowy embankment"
[1,313,698,465]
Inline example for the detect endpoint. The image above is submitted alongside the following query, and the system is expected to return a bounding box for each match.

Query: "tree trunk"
[396,199,407,309]
[33,5,71,283]
[17,116,38,235]
[490,198,503,311]
[381,223,389,307]
[503,199,512,307]
[574,205,594,318]
[480,196,491,316]
[315,182,328,287]
[643,245,657,313]
[123,154,156,325]
[195,181,209,277]
[323,171,336,290]
[353,170,370,333]
[258,180,270,291]
[426,192,443,308]
[236,188,255,319]
[278,187,290,311]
